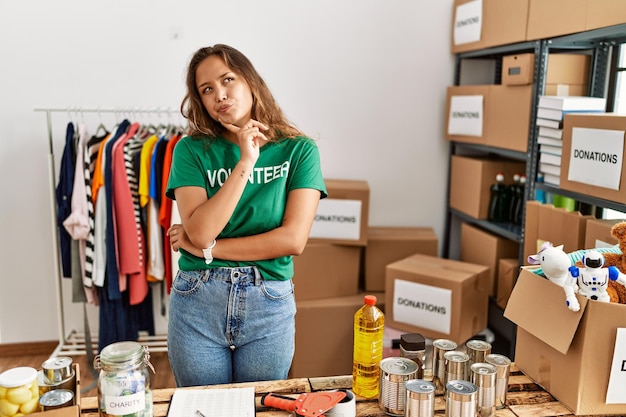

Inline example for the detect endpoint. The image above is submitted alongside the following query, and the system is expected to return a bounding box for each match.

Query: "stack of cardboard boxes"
[290,179,496,378]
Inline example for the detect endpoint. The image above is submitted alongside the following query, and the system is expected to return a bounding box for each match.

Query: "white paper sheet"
[167,387,255,417]
[567,127,624,190]
[606,328,626,404]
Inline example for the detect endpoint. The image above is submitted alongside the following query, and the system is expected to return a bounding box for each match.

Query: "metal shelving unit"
[443,23,626,359]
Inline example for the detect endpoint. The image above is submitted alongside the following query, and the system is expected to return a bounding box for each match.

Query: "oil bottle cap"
[400,333,426,351]
[364,295,377,306]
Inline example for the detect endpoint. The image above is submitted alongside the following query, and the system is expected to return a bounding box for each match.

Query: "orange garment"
[91,139,108,205]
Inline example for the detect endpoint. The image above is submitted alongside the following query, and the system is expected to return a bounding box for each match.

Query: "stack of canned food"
[0,356,76,417]
[377,334,512,417]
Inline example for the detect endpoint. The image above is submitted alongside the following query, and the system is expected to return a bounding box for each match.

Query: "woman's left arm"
[168,188,322,261]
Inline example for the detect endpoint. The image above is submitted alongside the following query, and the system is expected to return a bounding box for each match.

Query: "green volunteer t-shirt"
[166,135,327,280]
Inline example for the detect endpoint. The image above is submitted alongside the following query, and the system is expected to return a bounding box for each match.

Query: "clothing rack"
[34,106,182,357]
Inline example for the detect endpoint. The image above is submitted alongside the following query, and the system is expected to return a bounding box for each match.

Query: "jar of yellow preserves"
[0,367,39,417]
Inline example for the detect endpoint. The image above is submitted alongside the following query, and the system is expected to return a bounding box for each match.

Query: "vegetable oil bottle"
[352,294,384,399]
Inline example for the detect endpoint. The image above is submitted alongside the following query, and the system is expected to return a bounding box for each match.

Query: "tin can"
[444,351,470,391]
[432,339,458,395]
[404,379,435,417]
[94,341,155,417]
[484,353,511,409]
[445,380,477,417]
[470,363,496,417]
[39,389,75,411]
[40,357,76,394]
[378,357,418,416]
[464,340,491,367]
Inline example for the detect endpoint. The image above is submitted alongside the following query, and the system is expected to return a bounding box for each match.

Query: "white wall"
[0,0,455,344]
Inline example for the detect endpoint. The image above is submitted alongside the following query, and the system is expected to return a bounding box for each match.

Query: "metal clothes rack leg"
[34,106,180,357]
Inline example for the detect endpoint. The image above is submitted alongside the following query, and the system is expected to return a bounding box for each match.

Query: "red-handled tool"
[261,390,347,417]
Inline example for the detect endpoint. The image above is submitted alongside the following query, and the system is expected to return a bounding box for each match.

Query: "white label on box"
[392,279,452,335]
[309,198,361,240]
[606,328,626,404]
[448,95,484,137]
[453,0,482,45]
[567,127,625,190]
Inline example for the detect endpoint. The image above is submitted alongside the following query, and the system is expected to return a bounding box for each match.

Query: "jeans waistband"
[202,266,262,286]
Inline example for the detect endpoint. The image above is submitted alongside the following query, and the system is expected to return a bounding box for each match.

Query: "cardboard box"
[496,258,520,309]
[526,0,587,41]
[584,218,623,249]
[309,179,370,246]
[31,363,81,417]
[559,114,626,204]
[364,226,439,292]
[505,267,626,415]
[446,85,532,152]
[586,0,626,31]
[384,254,489,345]
[502,53,534,86]
[460,223,520,296]
[451,0,529,54]
[488,85,532,152]
[449,155,526,220]
[501,53,590,87]
[547,54,591,85]
[290,293,385,378]
[544,84,588,96]
[293,243,361,301]
[523,200,594,262]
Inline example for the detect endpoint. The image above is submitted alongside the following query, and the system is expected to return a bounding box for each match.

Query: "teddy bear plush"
[602,222,626,304]
[574,221,626,304]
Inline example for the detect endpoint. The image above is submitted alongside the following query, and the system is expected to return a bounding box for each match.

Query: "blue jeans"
[167,266,296,386]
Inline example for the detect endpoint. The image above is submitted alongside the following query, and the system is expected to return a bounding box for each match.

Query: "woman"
[165,44,327,386]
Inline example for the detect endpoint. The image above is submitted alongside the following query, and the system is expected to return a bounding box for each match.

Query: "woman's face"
[195,54,253,128]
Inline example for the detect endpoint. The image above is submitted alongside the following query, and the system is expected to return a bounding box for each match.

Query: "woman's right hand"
[220,119,269,163]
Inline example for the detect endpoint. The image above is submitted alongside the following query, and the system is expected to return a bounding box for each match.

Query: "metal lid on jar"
[0,367,37,388]
[98,341,144,365]
[400,333,426,351]
[42,356,74,384]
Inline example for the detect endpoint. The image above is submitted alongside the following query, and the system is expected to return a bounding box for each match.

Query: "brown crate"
[586,0,626,31]
[309,179,370,246]
[505,267,626,415]
[560,113,626,204]
[293,243,361,301]
[385,254,489,344]
[460,223,520,296]
[364,226,438,292]
[449,155,525,220]
[526,0,587,40]
[31,364,81,417]
[452,0,529,53]
[290,293,385,378]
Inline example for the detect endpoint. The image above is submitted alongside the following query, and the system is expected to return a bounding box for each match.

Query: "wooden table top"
[77,364,608,417]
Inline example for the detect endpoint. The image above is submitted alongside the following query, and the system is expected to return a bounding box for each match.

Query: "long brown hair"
[181,44,303,140]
